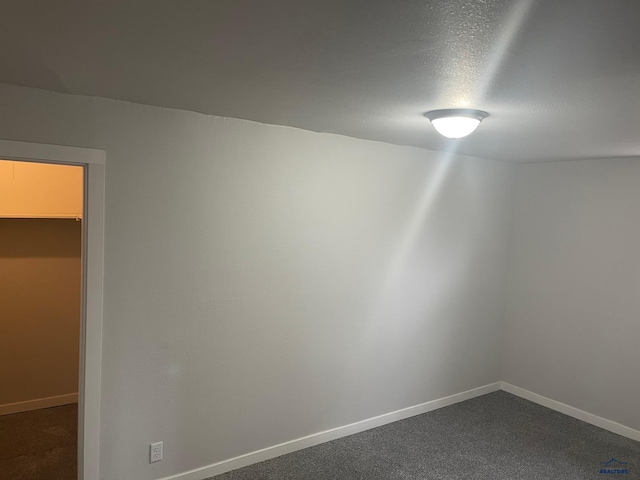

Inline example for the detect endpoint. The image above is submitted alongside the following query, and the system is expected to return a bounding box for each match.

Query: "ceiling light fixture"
[425,109,489,139]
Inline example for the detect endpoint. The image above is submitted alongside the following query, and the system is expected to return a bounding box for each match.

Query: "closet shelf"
[0,214,82,220]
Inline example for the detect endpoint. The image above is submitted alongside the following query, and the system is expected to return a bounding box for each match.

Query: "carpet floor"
[0,404,77,480]
[211,391,640,480]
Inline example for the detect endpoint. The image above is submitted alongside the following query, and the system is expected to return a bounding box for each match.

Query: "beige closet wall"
[0,161,83,412]
[0,160,83,218]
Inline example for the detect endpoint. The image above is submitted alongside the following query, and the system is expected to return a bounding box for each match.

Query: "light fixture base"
[424,109,489,122]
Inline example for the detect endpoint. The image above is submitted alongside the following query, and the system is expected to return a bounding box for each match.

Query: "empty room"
[0,1,638,480]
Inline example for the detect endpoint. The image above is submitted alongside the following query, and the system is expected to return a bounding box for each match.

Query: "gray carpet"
[210,391,640,480]
[0,404,77,480]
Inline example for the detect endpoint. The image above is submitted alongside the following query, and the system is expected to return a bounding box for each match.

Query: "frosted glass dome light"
[425,109,489,139]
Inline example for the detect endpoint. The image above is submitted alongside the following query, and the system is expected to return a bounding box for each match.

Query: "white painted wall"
[503,158,640,431]
[0,84,514,479]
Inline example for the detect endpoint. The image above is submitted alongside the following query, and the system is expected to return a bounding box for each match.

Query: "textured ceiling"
[3,0,640,162]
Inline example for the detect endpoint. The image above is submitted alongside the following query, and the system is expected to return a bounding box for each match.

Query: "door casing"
[0,139,105,480]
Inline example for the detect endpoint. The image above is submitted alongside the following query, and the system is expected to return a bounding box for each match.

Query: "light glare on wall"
[425,109,489,139]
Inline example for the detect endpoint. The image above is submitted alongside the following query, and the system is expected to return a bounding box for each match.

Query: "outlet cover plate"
[150,442,163,463]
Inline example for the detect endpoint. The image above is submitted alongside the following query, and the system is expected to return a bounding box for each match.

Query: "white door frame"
[0,139,105,480]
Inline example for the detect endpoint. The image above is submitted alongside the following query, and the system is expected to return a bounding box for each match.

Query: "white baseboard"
[0,393,78,416]
[159,382,502,480]
[501,382,640,442]
[159,381,640,480]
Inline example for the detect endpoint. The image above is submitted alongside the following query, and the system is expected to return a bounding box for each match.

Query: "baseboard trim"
[500,382,640,442]
[160,382,501,480]
[0,393,78,416]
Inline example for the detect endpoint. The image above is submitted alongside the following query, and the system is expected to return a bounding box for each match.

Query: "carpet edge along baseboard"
[500,382,640,442]
[158,382,502,480]
[0,393,79,416]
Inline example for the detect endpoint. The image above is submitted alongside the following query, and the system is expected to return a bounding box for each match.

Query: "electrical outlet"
[150,442,163,463]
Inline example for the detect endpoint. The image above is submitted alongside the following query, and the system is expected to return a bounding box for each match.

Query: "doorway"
[0,140,105,480]
[0,160,83,479]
